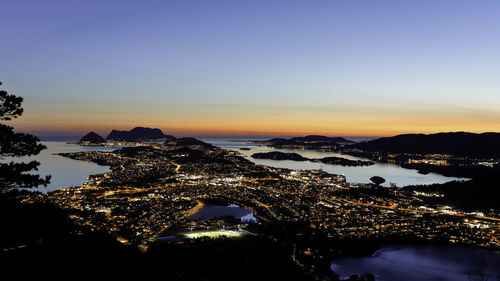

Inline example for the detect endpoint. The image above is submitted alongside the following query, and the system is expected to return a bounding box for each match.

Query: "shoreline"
[184,200,205,217]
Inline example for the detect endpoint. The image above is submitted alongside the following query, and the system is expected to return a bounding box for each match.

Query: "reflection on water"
[199,137,465,187]
[187,204,258,223]
[5,141,113,192]
[5,136,466,193]
[331,245,500,281]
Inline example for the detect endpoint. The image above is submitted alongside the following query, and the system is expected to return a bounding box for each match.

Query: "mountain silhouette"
[80,132,106,143]
[349,132,500,158]
[106,127,175,141]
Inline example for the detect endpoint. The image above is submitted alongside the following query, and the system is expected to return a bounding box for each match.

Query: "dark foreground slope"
[0,197,309,281]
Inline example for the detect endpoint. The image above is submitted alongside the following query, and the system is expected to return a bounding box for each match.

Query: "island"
[79,131,106,144]
[74,127,177,147]
[316,156,374,167]
[255,135,354,151]
[251,151,374,166]
[107,126,176,142]
[251,151,309,161]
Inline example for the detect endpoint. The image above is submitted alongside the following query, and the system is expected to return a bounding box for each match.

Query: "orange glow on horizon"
[10,101,500,137]
[10,121,500,138]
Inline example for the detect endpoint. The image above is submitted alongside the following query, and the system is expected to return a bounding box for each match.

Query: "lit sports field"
[184,229,244,239]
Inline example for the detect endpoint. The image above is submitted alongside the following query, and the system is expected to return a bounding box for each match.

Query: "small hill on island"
[106,127,176,142]
[79,132,106,143]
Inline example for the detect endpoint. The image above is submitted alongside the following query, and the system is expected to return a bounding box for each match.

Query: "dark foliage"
[0,82,23,121]
[0,124,46,157]
[0,82,50,190]
[0,161,51,189]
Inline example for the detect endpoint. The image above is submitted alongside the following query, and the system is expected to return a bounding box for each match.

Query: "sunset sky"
[2,0,500,137]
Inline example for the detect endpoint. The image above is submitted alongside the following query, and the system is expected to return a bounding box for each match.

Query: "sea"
[8,135,464,192]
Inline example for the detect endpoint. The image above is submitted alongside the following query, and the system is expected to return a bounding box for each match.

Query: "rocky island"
[251,151,375,166]
[316,156,375,166]
[79,131,106,144]
[75,127,176,146]
[252,151,309,161]
[107,126,176,142]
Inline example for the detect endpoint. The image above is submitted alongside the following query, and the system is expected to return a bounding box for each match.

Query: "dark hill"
[164,137,214,148]
[106,127,175,141]
[251,151,374,166]
[261,135,352,143]
[349,132,500,158]
[289,135,352,143]
[256,135,353,150]
[402,172,500,211]
[252,151,309,161]
[80,132,106,143]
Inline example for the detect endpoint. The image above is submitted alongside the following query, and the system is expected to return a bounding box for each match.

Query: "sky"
[1,0,500,137]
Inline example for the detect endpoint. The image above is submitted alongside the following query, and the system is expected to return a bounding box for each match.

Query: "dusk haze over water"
[2,0,500,136]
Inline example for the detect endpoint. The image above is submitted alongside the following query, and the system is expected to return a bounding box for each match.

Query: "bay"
[6,141,113,192]
[198,136,465,187]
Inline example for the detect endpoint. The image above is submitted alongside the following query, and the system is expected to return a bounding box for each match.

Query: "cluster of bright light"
[184,230,243,239]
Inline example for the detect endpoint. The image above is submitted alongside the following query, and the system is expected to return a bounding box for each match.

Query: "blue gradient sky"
[1,0,500,136]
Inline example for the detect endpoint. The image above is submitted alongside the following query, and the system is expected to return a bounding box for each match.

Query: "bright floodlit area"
[184,230,244,239]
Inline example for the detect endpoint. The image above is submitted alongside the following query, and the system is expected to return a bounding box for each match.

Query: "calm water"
[187,204,258,223]
[198,136,465,187]
[6,141,113,192]
[7,136,464,192]
[331,245,500,281]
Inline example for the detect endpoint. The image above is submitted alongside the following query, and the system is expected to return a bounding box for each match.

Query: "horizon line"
[33,129,500,141]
